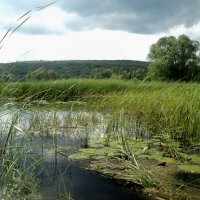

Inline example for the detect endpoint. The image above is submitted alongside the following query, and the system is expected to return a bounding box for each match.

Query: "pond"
[0,106,147,200]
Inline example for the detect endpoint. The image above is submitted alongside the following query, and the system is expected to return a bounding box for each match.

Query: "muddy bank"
[69,140,200,200]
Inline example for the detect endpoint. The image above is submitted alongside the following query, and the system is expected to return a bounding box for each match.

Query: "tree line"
[0,34,199,82]
[0,60,148,82]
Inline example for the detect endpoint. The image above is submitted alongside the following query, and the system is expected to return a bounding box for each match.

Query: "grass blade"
[36,1,57,11]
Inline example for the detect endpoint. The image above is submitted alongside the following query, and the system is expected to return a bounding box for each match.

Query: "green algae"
[69,146,118,160]
[178,164,200,173]
[68,137,200,200]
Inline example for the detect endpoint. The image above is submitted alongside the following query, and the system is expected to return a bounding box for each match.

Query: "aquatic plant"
[0,108,43,199]
[117,111,155,187]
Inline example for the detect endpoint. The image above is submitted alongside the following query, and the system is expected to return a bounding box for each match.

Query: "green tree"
[147,35,200,81]
[132,68,147,80]
[26,67,58,80]
[0,73,16,82]
[91,68,113,79]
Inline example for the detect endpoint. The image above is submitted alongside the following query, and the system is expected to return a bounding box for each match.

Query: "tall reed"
[1,80,199,147]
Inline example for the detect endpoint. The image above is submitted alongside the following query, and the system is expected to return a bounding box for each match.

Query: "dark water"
[38,152,144,200]
[30,135,146,200]
[175,172,200,188]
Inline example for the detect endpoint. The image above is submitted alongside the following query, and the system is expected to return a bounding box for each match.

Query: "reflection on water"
[29,135,145,200]
[0,107,146,200]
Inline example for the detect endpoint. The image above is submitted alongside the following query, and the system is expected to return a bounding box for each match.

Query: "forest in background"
[0,60,148,81]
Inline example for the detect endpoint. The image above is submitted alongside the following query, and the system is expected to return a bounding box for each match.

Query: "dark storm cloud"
[60,0,200,34]
[3,0,200,34]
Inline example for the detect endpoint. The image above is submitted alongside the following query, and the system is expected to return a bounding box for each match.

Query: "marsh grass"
[1,79,199,147]
[0,78,199,199]
[0,79,133,101]
[0,108,43,199]
[115,110,155,187]
[89,80,200,148]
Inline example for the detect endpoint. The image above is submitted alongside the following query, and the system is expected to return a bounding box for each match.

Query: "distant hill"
[0,60,149,81]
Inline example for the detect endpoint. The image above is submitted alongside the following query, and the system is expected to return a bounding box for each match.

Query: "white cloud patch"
[0,30,161,62]
[168,23,200,42]
[17,6,68,35]
[1,6,68,35]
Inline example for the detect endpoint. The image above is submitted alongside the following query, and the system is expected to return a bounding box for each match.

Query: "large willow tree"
[147,34,200,81]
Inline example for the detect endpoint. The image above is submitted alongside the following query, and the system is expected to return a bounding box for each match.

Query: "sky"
[0,0,200,63]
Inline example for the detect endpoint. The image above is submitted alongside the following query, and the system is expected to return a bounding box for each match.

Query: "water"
[0,107,147,200]
[36,146,145,200]
[25,132,145,200]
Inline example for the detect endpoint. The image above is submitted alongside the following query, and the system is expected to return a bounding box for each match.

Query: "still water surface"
[0,107,147,200]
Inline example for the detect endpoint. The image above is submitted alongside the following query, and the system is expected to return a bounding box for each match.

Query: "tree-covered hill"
[0,60,148,81]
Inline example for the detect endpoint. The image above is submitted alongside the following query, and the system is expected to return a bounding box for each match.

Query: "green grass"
[178,164,200,173]
[0,79,135,101]
[91,81,200,147]
[0,79,199,199]
[1,79,200,147]
[0,110,43,200]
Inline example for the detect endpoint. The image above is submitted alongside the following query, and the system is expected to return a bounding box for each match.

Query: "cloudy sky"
[0,0,200,63]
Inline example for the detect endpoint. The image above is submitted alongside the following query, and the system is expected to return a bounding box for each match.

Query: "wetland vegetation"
[0,79,199,199]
